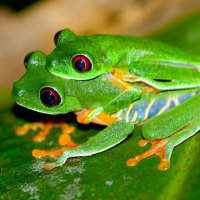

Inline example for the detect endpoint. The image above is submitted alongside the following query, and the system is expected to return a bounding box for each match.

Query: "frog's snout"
[16,89,25,97]
[12,83,26,102]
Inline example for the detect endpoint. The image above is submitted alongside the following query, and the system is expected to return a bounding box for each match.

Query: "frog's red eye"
[40,87,61,107]
[72,55,92,73]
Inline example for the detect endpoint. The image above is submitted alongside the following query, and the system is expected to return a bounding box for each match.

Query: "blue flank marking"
[178,93,194,103]
[120,108,128,120]
[133,102,148,122]
[148,99,166,119]
[118,90,200,123]
[167,100,176,110]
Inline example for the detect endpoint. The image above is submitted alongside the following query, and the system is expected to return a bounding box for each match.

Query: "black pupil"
[75,59,86,72]
[40,89,60,107]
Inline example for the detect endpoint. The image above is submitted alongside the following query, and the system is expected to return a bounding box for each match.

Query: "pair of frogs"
[12,29,200,170]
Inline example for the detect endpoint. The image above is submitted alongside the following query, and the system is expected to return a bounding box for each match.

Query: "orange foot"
[15,122,79,158]
[75,109,119,126]
[105,73,133,91]
[32,146,76,158]
[126,138,170,170]
[16,122,58,142]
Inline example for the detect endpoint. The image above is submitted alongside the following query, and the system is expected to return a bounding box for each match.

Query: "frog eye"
[40,87,61,107]
[54,30,62,45]
[24,51,34,68]
[72,55,92,73]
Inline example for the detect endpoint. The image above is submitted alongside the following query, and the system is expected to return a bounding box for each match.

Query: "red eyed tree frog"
[12,30,200,170]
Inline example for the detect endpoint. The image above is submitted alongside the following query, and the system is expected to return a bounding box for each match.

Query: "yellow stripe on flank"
[131,111,138,123]
[171,97,179,106]
[157,99,171,115]
[143,100,155,121]
[125,103,134,122]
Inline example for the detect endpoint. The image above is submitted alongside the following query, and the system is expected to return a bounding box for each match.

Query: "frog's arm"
[74,77,161,125]
[126,62,200,91]
[106,39,200,91]
[44,120,134,170]
[75,109,119,125]
[127,93,200,170]
[75,85,144,125]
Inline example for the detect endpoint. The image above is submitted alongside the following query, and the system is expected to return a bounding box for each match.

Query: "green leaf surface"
[0,11,200,200]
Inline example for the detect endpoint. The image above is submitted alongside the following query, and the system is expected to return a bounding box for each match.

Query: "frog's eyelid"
[54,30,62,46]
[24,51,35,68]
[54,29,76,46]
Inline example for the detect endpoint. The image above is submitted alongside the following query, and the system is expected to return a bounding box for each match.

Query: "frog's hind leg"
[127,115,200,170]
[15,122,78,158]
[127,94,200,170]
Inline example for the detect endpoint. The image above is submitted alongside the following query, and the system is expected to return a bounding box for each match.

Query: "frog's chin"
[15,102,74,115]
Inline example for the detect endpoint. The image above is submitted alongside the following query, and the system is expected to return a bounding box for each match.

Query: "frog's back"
[81,33,200,70]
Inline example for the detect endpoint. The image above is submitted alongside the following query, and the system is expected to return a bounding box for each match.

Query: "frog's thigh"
[142,94,200,140]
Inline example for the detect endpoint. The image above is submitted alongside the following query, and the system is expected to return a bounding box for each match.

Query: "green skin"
[12,30,200,169]
[48,29,200,90]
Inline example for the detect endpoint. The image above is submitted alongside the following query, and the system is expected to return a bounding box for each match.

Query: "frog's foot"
[75,109,119,125]
[57,123,77,146]
[112,68,137,80]
[105,68,135,91]
[31,124,78,158]
[141,85,159,94]
[111,68,138,89]
[16,122,76,144]
[126,138,170,170]
[15,122,50,141]
[75,109,96,124]
[106,74,133,91]
[106,70,159,94]
[32,146,78,158]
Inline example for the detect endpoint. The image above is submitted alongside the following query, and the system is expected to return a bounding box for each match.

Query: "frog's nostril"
[17,89,25,97]
[12,86,25,100]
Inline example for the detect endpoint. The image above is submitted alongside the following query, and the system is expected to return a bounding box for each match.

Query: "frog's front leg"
[74,108,119,125]
[15,122,78,158]
[75,85,144,123]
[127,94,200,170]
[44,120,134,170]
[133,77,200,91]
[107,68,159,93]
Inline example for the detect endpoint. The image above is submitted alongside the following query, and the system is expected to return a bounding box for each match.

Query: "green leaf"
[1,11,200,200]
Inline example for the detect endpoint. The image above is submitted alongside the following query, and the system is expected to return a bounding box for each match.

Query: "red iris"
[40,87,61,107]
[72,55,92,73]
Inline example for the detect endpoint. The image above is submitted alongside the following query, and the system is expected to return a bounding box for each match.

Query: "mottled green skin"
[47,29,200,90]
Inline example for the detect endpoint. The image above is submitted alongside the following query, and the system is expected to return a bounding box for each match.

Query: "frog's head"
[46,29,114,80]
[12,51,120,115]
[12,51,83,114]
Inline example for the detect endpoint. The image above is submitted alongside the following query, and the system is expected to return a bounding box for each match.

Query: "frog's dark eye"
[54,30,62,45]
[40,87,61,107]
[24,51,34,68]
[72,55,92,73]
